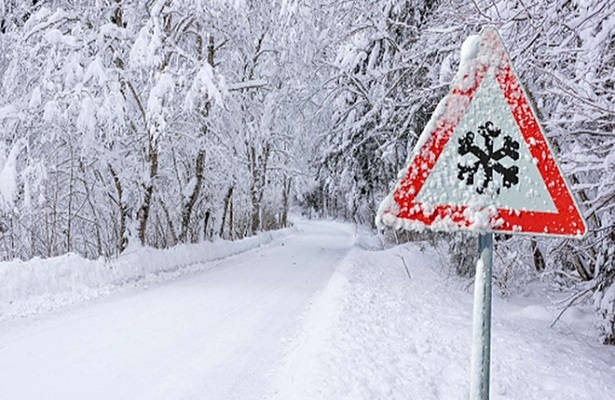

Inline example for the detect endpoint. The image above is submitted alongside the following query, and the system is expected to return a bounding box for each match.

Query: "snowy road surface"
[0,221,354,400]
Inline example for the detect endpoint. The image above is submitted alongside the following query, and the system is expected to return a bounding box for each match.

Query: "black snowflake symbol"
[457,121,520,194]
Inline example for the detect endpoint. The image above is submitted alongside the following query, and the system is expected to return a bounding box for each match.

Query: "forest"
[0,1,613,343]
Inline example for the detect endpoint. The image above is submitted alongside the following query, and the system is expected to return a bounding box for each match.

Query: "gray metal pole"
[470,233,493,400]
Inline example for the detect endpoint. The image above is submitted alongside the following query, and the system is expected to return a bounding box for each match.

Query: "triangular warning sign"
[377,27,587,238]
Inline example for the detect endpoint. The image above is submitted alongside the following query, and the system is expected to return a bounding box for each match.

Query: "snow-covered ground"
[1,220,614,399]
[274,229,615,400]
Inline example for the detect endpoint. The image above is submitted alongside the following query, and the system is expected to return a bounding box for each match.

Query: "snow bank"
[273,238,615,400]
[0,228,294,321]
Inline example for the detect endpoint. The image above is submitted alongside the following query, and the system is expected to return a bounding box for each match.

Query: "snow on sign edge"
[375,26,587,239]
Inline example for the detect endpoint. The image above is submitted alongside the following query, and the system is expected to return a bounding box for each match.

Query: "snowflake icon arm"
[491,135,520,161]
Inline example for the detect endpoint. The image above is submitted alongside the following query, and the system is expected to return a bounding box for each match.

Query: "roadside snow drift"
[0,228,293,321]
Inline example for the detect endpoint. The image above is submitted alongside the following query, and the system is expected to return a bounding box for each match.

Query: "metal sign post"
[470,233,493,400]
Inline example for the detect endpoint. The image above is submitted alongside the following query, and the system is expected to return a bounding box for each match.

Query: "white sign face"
[415,72,557,213]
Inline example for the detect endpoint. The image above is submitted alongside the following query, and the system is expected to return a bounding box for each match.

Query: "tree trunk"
[179,35,214,242]
[66,144,75,253]
[111,0,124,27]
[203,210,211,240]
[229,196,234,240]
[179,150,205,242]
[251,199,260,235]
[109,165,128,254]
[80,161,103,257]
[159,199,178,245]
[219,186,234,239]
[531,239,546,272]
[281,177,292,227]
[248,143,271,235]
[137,139,159,245]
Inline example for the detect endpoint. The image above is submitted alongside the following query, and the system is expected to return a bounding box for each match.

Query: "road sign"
[377,27,586,238]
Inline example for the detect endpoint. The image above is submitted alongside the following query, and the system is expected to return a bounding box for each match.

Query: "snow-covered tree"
[312,1,453,225]
[304,0,615,343]
[0,0,301,257]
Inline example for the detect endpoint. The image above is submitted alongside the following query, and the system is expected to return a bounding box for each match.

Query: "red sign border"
[384,27,586,237]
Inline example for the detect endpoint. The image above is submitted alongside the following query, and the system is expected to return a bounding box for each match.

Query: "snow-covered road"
[0,221,355,400]
[3,220,614,400]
